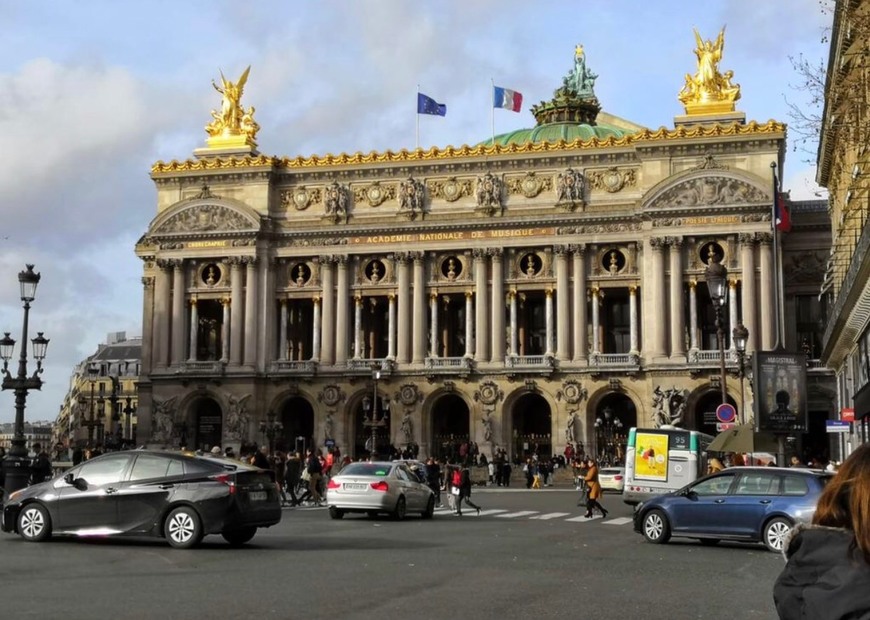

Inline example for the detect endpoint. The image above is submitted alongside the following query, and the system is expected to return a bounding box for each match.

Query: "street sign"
[826,420,850,434]
[716,422,736,432]
[841,407,855,422]
[716,403,737,423]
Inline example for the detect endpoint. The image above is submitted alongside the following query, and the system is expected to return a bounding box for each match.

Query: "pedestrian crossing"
[432,505,632,525]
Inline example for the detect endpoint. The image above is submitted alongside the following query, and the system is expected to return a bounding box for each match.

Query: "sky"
[0,0,832,424]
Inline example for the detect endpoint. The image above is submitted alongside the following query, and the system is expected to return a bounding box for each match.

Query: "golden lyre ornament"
[677,27,741,115]
[204,66,259,150]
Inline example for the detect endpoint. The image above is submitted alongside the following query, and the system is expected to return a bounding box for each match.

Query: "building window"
[794,294,826,360]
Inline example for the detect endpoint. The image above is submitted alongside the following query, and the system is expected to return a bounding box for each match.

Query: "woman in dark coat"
[454,466,481,517]
[583,458,608,518]
[774,443,870,618]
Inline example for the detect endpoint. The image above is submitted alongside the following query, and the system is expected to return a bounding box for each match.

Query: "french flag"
[493,85,523,112]
[773,176,791,232]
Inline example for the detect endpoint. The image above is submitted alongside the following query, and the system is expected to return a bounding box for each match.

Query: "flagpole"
[770,161,783,351]
[491,78,495,147]
[416,84,420,150]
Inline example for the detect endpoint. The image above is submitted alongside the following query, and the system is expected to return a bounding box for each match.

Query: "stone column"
[688,280,699,352]
[319,257,335,365]
[473,249,488,362]
[545,288,555,356]
[629,285,639,354]
[188,299,198,362]
[312,296,321,361]
[279,299,288,360]
[490,249,505,362]
[669,238,685,358]
[464,291,474,358]
[396,254,411,364]
[258,256,274,371]
[572,245,587,362]
[740,233,758,353]
[221,298,231,362]
[728,279,739,350]
[412,252,427,363]
[243,258,258,366]
[758,234,775,350]
[353,296,363,359]
[509,290,518,356]
[591,286,601,355]
[429,293,439,357]
[171,260,185,365]
[555,245,569,360]
[388,293,397,359]
[650,238,668,359]
[141,276,155,372]
[153,260,172,369]
[229,259,243,365]
[335,256,349,365]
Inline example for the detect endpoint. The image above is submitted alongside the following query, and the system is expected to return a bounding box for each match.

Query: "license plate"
[249,491,267,501]
[344,483,366,491]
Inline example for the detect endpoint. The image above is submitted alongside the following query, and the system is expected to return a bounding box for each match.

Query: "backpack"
[451,469,462,487]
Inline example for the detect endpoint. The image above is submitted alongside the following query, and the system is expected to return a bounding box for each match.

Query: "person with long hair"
[774,443,870,618]
[583,457,608,519]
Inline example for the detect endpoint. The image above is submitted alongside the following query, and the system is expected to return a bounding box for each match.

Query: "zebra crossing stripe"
[495,511,540,519]
[603,517,633,525]
[474,509,509,517]
[530,512,572,520]
[564,514,603,522]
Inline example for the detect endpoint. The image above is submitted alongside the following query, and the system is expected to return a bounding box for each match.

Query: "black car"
[1,450,281,549]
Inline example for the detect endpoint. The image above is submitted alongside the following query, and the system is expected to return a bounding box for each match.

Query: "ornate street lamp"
[705,256,729,405]
[86,362,100,445]
[0,265,50,493]
[594,407,623,465]
[123,395,137,443]
[259,411,283,456]
[362,368,389,460]
[732,323,750,424]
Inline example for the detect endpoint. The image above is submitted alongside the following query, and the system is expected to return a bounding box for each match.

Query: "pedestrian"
[583,457,608,519]
[251,445,270,469]
[425,456,442,507]
[453,465,481,517]
[707,457,725,474]
[774,443,870,618]
[30,443,53,485]
[306,448,324,506]
[284,451,301,506]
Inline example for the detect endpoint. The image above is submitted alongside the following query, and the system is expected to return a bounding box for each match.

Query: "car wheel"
[699,538,720,546]
[329,507,345,520]
[18,503,52,543]
[392,496,407,521]
[642,509,671,544]
[221,527,257,547]
[763,517,793,553]
[165,506,203,549]
[422,496,435,519]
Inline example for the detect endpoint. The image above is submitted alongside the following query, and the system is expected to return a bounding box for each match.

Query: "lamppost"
[103,375,121,450]
[594,407,623,465]
[705,255,729,405]
[362,368,389,461]
[0,264,50,493]
[259,411,283,456]
[86,363,100,445]
[732,323,749,425]
[123,396,137,443]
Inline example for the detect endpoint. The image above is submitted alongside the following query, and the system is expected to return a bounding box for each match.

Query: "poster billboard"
[633,432,669,481]
[752,352,808,433]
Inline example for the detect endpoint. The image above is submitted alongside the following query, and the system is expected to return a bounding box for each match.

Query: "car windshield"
[340,463,392,477]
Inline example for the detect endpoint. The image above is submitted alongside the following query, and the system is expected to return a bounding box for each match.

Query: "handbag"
[450,486,460,496]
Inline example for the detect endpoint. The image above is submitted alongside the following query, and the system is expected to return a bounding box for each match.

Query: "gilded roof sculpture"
[677,27,741,115]
[202,66,259,152]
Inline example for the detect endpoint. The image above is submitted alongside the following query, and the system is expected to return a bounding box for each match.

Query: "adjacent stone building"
[135,36,835,461]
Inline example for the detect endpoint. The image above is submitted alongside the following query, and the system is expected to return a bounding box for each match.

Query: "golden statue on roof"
[202,66,259,153]
[678,27,741,115]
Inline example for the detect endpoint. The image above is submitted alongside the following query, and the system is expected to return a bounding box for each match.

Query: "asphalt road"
[0,487,785,620]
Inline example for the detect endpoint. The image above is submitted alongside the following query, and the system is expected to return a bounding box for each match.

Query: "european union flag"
[417,92,446,116]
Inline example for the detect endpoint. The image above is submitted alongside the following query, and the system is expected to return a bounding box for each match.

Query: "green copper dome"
[484,121,630,147]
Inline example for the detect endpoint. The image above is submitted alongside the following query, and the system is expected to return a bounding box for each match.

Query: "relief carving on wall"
[281,186,322,211]
[475,172,503,215]
[427,177,473,203]
[587,167,637,193]
[155,204,255,234]
[398,177,425,218]
[507,172,552,198]
[648,176,767,209]
[323,182,349,224]
[353,181,396,208]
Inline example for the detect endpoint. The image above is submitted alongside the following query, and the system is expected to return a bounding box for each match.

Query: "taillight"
[614,475,624,481]
[370,481,389,492]
[211,473,237,495]
[327,479,341,490]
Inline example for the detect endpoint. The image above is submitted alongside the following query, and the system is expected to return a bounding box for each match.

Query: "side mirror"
[63,472,75,485]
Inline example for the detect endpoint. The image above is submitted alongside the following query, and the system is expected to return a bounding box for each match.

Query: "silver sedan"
[325,461,435,520]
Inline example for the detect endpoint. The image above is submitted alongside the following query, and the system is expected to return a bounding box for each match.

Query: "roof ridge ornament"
[531,44,601,126]
[677,27,742,116]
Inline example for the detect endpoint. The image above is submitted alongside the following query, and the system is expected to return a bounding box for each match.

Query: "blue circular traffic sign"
[716,403,737,423]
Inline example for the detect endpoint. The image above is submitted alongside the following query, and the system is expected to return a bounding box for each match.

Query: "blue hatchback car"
[633,466,832,552]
